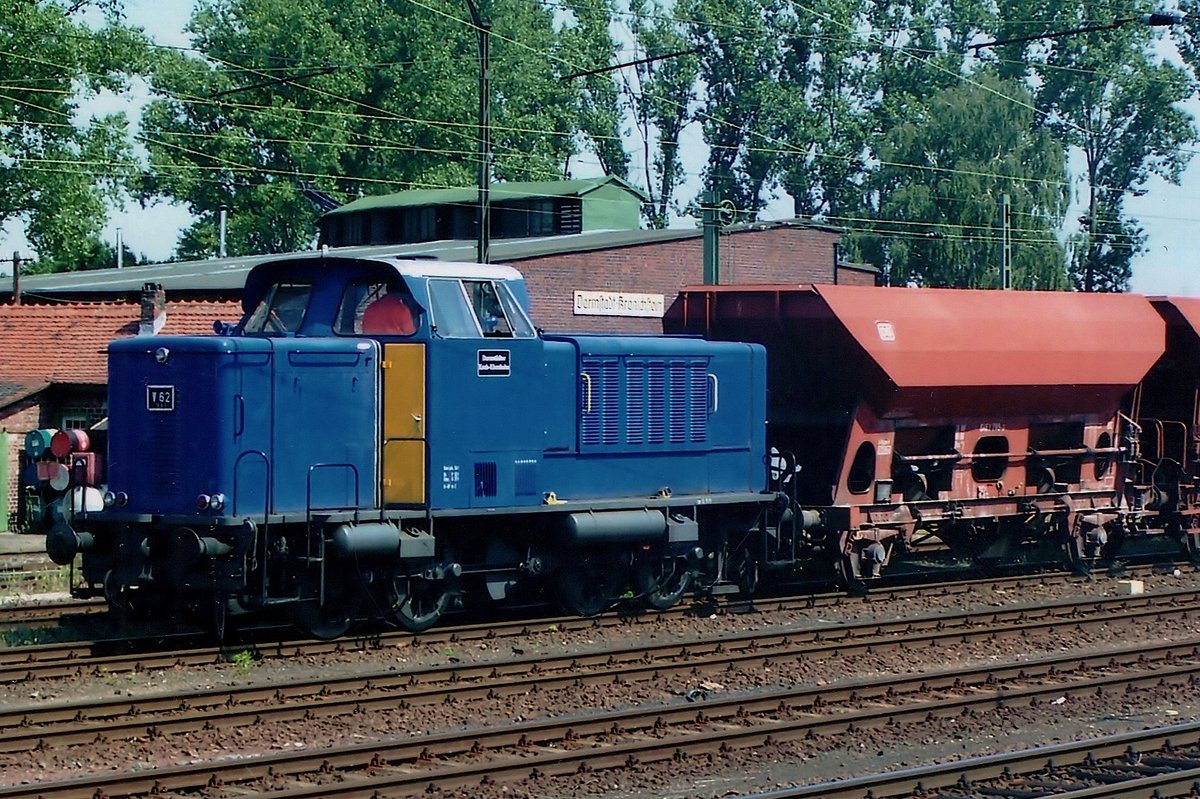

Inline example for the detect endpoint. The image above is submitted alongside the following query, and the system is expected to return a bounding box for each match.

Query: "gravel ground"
[3,568,1200,796]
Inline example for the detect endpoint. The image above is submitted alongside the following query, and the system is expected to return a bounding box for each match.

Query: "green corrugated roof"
[324,175,648,216]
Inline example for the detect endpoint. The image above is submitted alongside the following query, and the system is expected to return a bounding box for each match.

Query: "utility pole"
[1085,179,1097,292]
[702,191,719,284]
[1000,193,1012,289]
[10,251,20,306]
[464,0,491,264]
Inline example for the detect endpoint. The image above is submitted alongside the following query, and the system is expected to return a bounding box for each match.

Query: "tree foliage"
[856,74,1069,288]
[1000,0,1196,292]
[0,0,147,269]
[140,0,624,256]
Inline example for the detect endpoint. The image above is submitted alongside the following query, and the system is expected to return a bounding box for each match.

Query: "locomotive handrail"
[305,462,363,609]
[233,449,272,606]
[708,373,719,413]
[304,462,363,512]
[232,449,272,518]
[580,372,593,413]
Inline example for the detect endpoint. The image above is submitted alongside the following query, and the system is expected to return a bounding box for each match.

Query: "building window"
[528,199,556,235]
[61,415,88,431]
[402,207,436,242]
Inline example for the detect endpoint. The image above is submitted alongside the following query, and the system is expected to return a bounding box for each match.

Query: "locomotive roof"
[248,254,525,282]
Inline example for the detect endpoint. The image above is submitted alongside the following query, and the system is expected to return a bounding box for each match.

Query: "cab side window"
[465,280,513,337]
[243,283,312,335]
[337,282,419,336]
[427,278,537,338]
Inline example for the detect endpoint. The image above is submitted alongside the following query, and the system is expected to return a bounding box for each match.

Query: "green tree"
[997,0,1196,291]
[855,74,1069,289]
[773,0,872,220]
[625,0,699,228]
[0,1,146,270]
[681,0,788,220]
[141,0,623,257]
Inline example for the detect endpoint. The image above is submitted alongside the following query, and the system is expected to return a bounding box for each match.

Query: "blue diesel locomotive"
[47,255,778,636]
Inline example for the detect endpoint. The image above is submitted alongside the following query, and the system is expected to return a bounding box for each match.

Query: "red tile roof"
[0,299,242,387]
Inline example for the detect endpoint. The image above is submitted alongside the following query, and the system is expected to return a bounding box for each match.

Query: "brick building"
[515,222,874,332]
[0,291,240,531]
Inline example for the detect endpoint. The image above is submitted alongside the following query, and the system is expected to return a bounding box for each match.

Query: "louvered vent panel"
[601,360,620,445]
[626,360,646,444]
[514,459,537,496]
[559,199,582,234]
[474,462,497,498]
[648,362,666,443]
[668,361,687,443]
[150,406,181,498]
[689,361,708,443]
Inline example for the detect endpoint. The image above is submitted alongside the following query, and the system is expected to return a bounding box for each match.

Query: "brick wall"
[511,224,849,333]
[2,396,43,531]
[0,386,107,532]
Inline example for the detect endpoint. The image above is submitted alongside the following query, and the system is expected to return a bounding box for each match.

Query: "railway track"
[0,589,1196,755]
[1,594,1197,797]
[783,721,1200,798]
[0,560,1180,647]
[0,599,105,632]
[0,568,1177,681]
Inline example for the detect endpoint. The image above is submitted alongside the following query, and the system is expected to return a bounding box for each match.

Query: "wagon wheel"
[555,554,624,617]
[388,573,451,633]
[639,556,693,611]
[1060,515,1091,577]
[831,532,869,596]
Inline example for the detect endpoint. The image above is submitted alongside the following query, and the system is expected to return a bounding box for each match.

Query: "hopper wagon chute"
[665,284,1165,582]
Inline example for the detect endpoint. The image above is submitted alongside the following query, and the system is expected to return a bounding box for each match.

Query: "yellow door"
[381,343,426,504]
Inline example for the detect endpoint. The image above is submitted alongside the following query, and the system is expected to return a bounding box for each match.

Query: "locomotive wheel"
[641,557,693,610]
[103,570,154,619]
[555,555,623,617]
[727,548,759,597]
[294,600,353,640]
[388,574,450,633]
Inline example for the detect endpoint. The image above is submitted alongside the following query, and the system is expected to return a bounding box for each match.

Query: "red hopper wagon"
[666,284,1166,583]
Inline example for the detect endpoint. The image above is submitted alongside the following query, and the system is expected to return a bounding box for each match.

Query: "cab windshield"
[242,283,312,335]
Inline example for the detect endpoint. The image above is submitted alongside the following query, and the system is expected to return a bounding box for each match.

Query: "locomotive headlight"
[208,493,225,511]
[196,494,211,510]
[103,491,116,508]
[114,492,128,507]
[154,347,170,364]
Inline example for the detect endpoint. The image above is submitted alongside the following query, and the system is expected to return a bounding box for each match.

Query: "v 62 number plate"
[147,385,175,412]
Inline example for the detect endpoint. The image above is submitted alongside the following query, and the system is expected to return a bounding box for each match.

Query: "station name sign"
[573,290,665,318]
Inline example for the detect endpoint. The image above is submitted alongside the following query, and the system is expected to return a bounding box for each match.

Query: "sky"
[2,0,1198,296]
